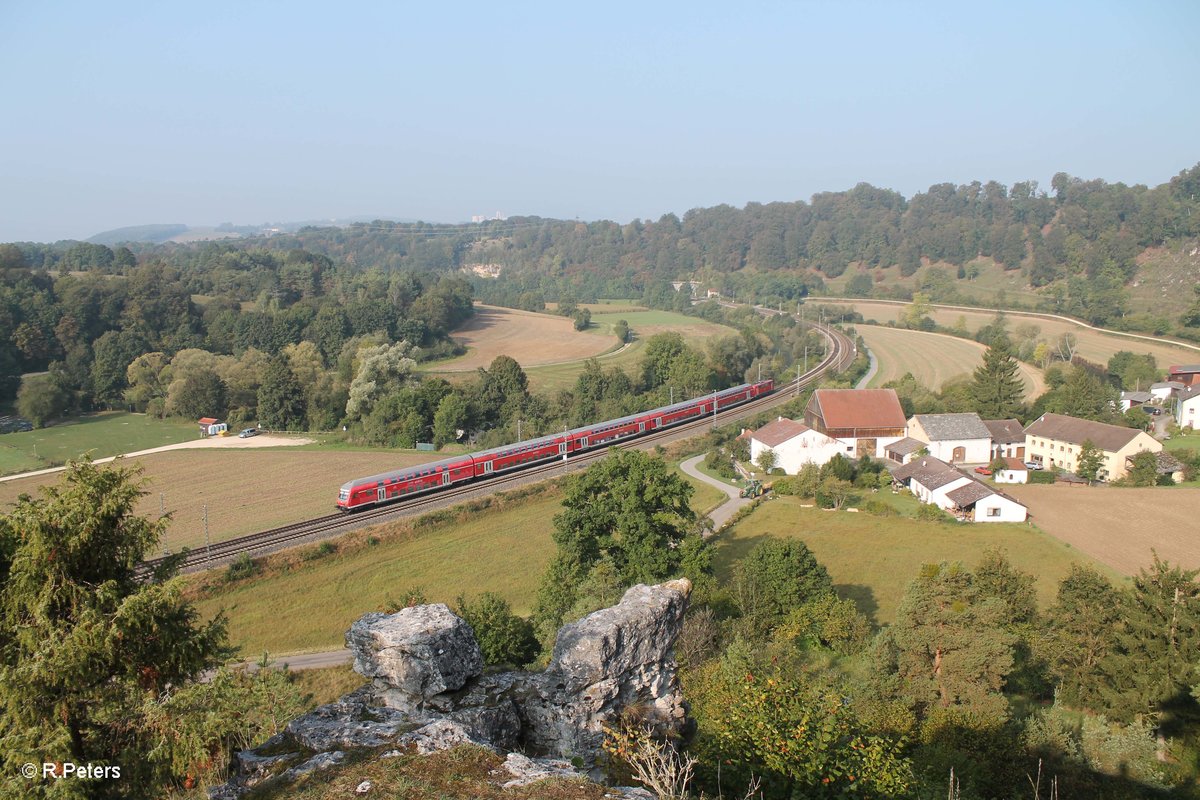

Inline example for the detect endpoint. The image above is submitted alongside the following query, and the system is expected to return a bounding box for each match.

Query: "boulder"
[346,604,483,710]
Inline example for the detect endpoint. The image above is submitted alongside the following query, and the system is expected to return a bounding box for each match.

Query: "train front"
[336,480,356,511]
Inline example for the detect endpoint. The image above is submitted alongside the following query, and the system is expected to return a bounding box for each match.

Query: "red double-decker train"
[336,379,774,511]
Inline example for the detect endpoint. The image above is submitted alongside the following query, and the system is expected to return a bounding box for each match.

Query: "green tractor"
[740,479,765,499]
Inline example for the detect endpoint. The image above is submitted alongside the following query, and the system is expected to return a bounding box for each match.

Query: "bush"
[225,554,260,582]
[456,592,539,667]
[1027,470,1056,485]
[859,498,898,517]
[915,503,954,523]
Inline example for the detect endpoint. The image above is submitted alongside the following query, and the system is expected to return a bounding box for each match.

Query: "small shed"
[995,457,1028,484]
[198,417,228,437]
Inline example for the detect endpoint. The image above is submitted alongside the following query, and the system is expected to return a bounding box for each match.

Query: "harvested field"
[858,325,1045,396]
[826,299,1200,368]
[0,449,440,554]
[426,304,613,372]
[1003,484,1200,576]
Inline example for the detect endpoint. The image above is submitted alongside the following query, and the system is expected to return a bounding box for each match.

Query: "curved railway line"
[142,318,856,576]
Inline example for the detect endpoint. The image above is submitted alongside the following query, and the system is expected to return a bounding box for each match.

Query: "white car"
[238,428,259,438]
[1023,461,1042,470]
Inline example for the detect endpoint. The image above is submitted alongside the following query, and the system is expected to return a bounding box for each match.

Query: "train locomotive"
[335,379,774,511]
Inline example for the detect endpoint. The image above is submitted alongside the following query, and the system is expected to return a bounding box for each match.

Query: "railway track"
[142,318,856,576]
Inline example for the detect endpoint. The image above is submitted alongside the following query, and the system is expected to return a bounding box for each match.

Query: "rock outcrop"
[209,579,691,799]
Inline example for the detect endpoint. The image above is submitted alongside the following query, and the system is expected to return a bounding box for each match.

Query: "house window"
[987,508,1000,518]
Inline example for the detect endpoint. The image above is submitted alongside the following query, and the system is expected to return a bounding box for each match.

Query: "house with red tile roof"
[747,417,847,474]
[803,388,907,458]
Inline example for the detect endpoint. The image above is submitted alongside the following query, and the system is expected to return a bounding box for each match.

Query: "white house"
[804,388,908,459]
[984,419,1026,461]
[907,413,992,464]
[1177,385,1200,430]
[1150,381,1185,403]
[1025,413,1161,480]
[994,457,1028,484]
[890,456,1028,523]
[1120,391,1153,413]
[747,417,846,474]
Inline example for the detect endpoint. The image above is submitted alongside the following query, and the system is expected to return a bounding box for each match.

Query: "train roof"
[470,434,560,461]
[340,455,471,491]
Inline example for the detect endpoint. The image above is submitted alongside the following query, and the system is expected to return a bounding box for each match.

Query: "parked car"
[1023,461,1042,470]
[238,428,259,438]
[974,466,992,475]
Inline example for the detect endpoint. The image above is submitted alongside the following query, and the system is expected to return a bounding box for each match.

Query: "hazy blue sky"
[1,1,1196,242]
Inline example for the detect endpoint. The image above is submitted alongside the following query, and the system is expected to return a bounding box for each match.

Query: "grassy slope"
[713,496,1113,626]
[0,411,197,475]
[194,461,730,656]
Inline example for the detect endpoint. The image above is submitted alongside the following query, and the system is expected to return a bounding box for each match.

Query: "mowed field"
[1003,484,1200,576]
[716,497,1112,625]
[424,304,614,372]
[0,412,197,476]
[0,449,439,553]
[858,325,1046,396]
[826,299,1200,368]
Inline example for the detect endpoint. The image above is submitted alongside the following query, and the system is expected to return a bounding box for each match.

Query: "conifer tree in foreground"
[969,336,1025,419]
[0,459,229,799]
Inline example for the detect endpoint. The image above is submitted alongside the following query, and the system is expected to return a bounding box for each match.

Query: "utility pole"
[517,419,522,442]
[670,386,674,405]
[160,493,165,516]
[203,503,211,562]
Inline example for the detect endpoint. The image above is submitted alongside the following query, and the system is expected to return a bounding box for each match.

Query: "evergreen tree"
[1076,439,1103,483]
[257,355,307,430]
[1042,565,1123,708]
[968,336,1024,419]
[879,562,1015,719]
[1098,557,1200,724]
[0,460,228,798]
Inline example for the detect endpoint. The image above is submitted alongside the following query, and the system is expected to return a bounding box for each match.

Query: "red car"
[973,466,993,476]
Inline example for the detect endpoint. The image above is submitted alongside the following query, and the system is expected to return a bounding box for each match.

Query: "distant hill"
[87,224,189,245]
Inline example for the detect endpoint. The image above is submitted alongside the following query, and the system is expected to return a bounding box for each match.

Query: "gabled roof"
[1168,365,1200,375]
[887,437,926,455]
[198,417,219,425]
[1126,450,1184,475]
[1024,413,1145,452]
[1002,456,1027,471]
[1121,391,1152,403]
[808,389,906,430]
[912,413,990,441]
[946,482,994,507]
[890,456,968,491]
[983,419,1024,444]
[750,417,811,447]
[1180,385,1200,402]
[1151,381,1185,391]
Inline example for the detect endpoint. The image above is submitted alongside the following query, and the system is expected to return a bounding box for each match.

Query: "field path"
[0,432,312,484]
[679,455,753,530]
[858,325,1045,396]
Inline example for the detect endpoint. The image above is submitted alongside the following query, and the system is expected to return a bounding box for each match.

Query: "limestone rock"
[285,689,415,751]
[346,604,483,710]
[499,753,584,788]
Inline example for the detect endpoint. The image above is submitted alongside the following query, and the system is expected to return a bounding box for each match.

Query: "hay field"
[426,304,614,372]
[858,325,1046,396]
[1003,484,1200,576]
[826,299,1200,368]
[0,449,439,554]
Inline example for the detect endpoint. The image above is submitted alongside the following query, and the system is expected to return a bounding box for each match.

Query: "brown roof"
[946,482,994,507]
[808,388,906,430]
[887,437,926,455]
[1024,413,1146,453]
[984,419,1024,444]
[1002,457,1027,471]
[890,456,968,491]
[750,418,811,447]
[198,417,219,425]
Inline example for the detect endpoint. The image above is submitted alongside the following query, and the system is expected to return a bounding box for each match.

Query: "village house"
[746,417,845,474]
[983,419,1025,461]
[885,436,927,464]
[1119,391,1153,413]
[1168,365,1200,387]
[1024,413,1161,481]
[994,457,1028,484]
[890,456,1028,523]
[1150,381,1185,403]
[803,388,907,459]
[907,413,992,464]
[1176,385,1200,430]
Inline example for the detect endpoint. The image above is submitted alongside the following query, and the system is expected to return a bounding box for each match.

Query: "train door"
[483,460,494,475]
[441,471,451,486]
[377,486,387,503]
[558,442,568,455]
[638,422,645,433]
[655,416,663,428]
[581,436,590,449]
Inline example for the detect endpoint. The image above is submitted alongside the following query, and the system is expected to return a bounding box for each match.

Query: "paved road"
[233,649,353,673]
[855,342,878,388]
[679,454,755,530]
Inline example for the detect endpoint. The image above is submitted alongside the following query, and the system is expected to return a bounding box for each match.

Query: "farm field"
[857,324,1046,396]
[714,496,1110,625]
[0,412,197,476]
[820,259,1046,307]
[0,449,441,553]
[826,299,1200,368]
[423,304,614,373]
[1003,484,1200,576]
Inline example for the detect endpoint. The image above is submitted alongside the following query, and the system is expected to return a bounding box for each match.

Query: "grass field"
[829,299,1200,369]
[0,448,442,553]
[819,259,1047,307]
[858,324,1046,396]
[194,493,563,655]
[1002,484,1200,576]
[714,496,1110,625]
[0,412,197,476]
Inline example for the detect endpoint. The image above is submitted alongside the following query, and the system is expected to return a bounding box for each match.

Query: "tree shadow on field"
[835,583,879,628]
[711,532,772,583]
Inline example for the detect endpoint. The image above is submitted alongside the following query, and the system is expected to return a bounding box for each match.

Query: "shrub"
[915,503,954,523]
[859,498,898,517]
[225,554,260,582]
[1027,470,1056,485]
[456,592,540,667]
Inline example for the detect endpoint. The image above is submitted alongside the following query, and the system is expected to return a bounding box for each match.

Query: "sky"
[1,1,1197,242]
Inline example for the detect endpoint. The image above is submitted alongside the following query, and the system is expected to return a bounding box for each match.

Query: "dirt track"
[1004,484,1200,576]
